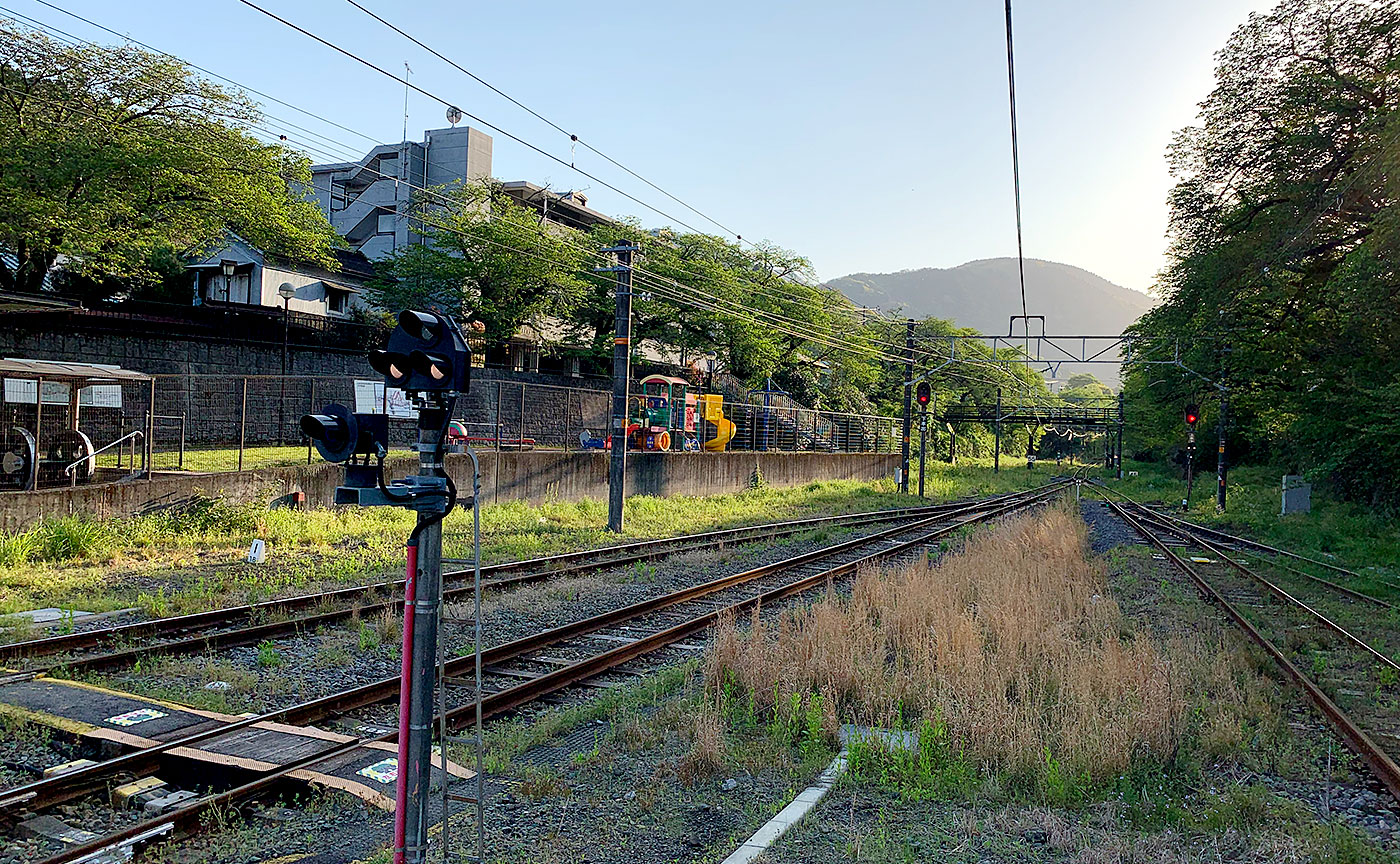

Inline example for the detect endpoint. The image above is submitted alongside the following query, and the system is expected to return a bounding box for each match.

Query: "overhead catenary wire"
[5,4,864,326]
[0,65,1049,396]
[1,13,1067,400]
[339,0,746,243]
[11,3,876,325]
[234,0,748,243]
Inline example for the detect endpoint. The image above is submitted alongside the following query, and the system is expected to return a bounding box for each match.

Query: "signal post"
[303,310,474,864]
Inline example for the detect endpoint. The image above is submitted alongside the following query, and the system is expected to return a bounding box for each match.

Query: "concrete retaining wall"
[0,451,898,531]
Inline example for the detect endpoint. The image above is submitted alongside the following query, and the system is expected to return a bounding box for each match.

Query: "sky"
[10,0,1278,295]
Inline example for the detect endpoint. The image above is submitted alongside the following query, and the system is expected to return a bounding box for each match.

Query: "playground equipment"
[634,374,695,452]
[696,393,735,452]
[0,359,150,491]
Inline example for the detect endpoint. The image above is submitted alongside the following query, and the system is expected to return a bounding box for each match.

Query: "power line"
[1003,0,1033,396]
[12,3,867,326]
[16,0,381,148]
[339,0,745,243]
[0,18,1058,398]
[235,0,743,242]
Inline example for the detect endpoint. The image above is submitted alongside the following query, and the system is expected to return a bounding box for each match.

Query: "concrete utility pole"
[603,242,640,532]
[1116,390,1125,480]
[900,319,914,493]
[1216,384,1229,512]
[994,388,1002,472]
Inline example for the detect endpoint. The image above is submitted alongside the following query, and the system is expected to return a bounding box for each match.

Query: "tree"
[1130,0,1400,506]
[365,181,588,344]
[1059,373,1113,404]
[0,23,340,296]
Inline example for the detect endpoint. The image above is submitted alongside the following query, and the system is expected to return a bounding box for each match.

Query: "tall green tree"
[365,181,588,344]
[0,23,339,295]
[1129,0,1400,505]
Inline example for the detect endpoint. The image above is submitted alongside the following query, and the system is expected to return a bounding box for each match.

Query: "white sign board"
[353,379,417,419]
[4,379,123,409]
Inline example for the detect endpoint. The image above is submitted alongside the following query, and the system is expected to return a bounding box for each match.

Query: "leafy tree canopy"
[1127,0,1400,506]
[364,180,589,345]
[0,22,340,296]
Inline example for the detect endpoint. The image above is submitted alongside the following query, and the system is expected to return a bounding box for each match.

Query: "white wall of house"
[189,237,365,319]
[259,264,361,317]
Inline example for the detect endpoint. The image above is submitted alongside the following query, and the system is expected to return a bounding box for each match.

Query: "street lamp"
[278,282,296,445]
[220,259,236,304]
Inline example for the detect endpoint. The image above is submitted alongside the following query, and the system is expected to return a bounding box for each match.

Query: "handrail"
[67,430,143,476]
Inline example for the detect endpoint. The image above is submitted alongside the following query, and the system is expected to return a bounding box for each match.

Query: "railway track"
[1095,487,1400,806]
[0,494,1033,678]
[1,481,1072,864]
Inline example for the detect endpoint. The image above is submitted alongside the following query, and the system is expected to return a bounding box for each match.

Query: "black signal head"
[1185,403,1200,427]
[368,349,412,386]
[915,381,931,406]
[302,403,357,463]
[398,309,444,343]
[301,403,387,464]
[378,309,471,394]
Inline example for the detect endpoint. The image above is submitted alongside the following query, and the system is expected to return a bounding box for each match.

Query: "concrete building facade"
[308,126,493,261]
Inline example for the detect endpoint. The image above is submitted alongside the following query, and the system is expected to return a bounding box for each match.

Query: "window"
[327,289,348,314]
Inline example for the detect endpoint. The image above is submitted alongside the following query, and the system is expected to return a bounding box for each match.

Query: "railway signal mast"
[303,309,473,864]
[1183,403,1199,510]
[915,381,931,497]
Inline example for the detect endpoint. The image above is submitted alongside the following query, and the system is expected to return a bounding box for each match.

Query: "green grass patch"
[1108,457,1400,597]
[0,463,1064,620]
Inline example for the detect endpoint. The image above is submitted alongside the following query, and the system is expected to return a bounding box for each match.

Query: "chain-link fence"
[1,372,901,489]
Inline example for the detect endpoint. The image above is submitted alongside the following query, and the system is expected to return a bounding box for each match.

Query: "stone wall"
[0,306,610,449]
[0,451,899,532]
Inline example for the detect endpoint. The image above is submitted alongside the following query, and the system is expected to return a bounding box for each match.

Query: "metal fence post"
[307,378,316,465]
[145,377,154,482]
[179,413,186,470]
[495,382,503,451]
[238,377,248,472]
[33,375,43,490]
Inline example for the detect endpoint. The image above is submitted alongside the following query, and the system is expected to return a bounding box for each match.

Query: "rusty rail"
[1104,498,1400,806]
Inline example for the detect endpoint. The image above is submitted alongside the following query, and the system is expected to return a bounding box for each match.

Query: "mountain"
[829,258,1153,338]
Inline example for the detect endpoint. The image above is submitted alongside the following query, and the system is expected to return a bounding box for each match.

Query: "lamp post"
[278,282,296,445]
[220,259,236,305]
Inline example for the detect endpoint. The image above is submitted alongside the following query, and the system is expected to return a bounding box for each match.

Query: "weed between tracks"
[707,503,1255,803]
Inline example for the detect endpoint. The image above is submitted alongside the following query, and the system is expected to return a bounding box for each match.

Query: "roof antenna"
[402,62,412,142]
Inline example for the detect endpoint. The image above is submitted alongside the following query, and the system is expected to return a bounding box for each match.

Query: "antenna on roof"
[446,106,463,127]
[402,62,412,142]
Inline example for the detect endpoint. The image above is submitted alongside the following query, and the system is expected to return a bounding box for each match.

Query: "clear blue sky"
[15,0,1275,294]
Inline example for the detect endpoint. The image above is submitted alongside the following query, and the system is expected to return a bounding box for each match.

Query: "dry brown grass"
[707,502,1255,785]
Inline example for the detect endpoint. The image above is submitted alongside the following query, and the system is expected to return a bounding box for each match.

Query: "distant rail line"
[1094,483,1400,806]
[0,495,1033,678]
[1,481,1072,864]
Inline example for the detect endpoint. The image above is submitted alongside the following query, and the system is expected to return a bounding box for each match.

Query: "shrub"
[0,530,40,566]
[37,517,116,560]
[706,503,1231,796]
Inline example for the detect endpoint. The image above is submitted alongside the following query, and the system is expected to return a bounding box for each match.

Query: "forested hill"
[828,258,1153,336]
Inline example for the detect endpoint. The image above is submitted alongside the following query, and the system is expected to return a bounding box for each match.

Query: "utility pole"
[899,319,914,493]
[994,388,1002,473]
[1216,383,1229,512]
[603,242,639,532]
[948,422,956,464]
[1115,390,1124,480]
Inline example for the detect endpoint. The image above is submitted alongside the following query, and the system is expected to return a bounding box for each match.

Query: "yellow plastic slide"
[697,394,735,452]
